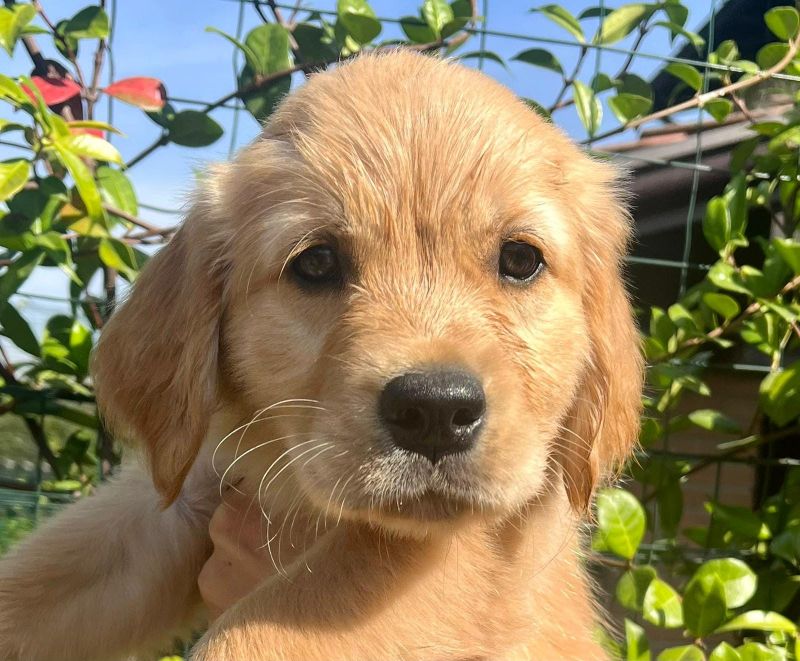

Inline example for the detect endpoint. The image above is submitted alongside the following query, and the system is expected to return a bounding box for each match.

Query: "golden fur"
[0,51,642,660]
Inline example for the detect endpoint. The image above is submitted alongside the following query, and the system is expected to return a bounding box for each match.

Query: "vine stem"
[551,24,650,113]
[125,32,472,168]
[585,33,800,145]
[86,0,108,120]
[0,360,63,478]
[548,45,588,114]
[642,423,800,504]
[662,273,800,358]
[31,0,88,90]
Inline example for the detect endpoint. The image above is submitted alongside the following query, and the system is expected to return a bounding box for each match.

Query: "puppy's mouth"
[353,448,493,522]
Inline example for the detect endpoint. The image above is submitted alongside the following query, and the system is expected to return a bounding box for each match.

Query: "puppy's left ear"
[559,157,644,513]
[92,187,229,505]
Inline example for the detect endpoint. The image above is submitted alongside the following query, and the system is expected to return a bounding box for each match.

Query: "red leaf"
[69,127,104,138]
[25,75,81,106]
[103,77,166,111]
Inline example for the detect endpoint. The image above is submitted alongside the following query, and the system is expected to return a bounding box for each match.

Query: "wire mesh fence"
[1,0,799,657]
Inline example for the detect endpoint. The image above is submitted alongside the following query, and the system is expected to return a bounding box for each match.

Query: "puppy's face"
[93,53,642,532]
[224,145,589,530]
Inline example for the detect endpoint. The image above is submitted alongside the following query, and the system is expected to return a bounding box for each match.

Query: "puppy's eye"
[291,245,341,286]
[499,240,544,282]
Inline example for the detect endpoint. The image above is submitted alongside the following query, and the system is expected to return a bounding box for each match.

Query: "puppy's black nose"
[379,369,485,463]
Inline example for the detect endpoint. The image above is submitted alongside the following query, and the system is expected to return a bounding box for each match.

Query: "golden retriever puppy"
[0,50,642,661]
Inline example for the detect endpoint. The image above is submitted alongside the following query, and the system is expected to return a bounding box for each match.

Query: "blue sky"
[1,0,715,335]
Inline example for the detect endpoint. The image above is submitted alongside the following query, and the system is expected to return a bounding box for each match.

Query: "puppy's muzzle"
[379,369,486,464]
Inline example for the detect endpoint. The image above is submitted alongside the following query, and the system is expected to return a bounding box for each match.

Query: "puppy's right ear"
[92,191,228,505]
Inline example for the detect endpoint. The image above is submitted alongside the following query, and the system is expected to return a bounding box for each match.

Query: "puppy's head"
[93,52,642,530]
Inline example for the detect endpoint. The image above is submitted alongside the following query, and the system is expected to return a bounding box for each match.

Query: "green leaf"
[665,63,703,92]
[730,136,758,172]
[531,5,584,43]
[0,160,30,202]
[51,141,104,223]
[66,133,123,165]
[708,262,750,295]
[206,26,261,74]
[98,237,142,281]
[239,67,291,122]
[146,102,176,129]
[592,72,618,92]
[243,24,291,76]
[237,24,293,122]
[522,98,552,122]
[736,642,783,661]
[692,559,756,609]
[596,488,645,560]
[0,303,39,356]
[0,4,36,56]
[54,19,79,59]
[43,401,97,428]
[683,574,727,637]
[422,0,454,37]
[663,3,688,28]
[441,16,468,39]
[67,120,120,135]
[596,4,650,46]
[774,238,800,275]
[0,119,27,133]
[653,21,705,49]
[749,567,800,612]
[33,232,71,267]
[714,40,739,64]
[167,111,223,147]
[761,362,800,427]
[400,16,437,43]
[292,23,338,63]
[618,73,653,100]
[726,174,747,238]
[457,51,507,68]
[656,646,704,661]
[0,74,31,105]
[709,642,742,661]
[643,579,683,628]
[658,480,683,537]
[42,479,83,492]
[578,7,611,20]
[512,48,563,75]
[19,74,53,128]
[706,501,770,541]
[0,251,44,309]
[625,618,651,661]
[765,6,799,41]
[704,98,733,123]
[573,80,602,136]
[64,6,109,40]
[756,43,789,70]
[337,0,381,44]
[715,610,797,634]
[703,292,740,320]
[616,565,657,611]
[608,93,651,123]
[770,125,800,150]
[96,166,137,216]
[703,197,732,254]
[68,320,92,378]
[733,59,759,75]
[450,0,472,18]
[770,528,800,566]
[688,409,742,434]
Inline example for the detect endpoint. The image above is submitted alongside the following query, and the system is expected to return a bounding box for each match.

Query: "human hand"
[197,491,271,621]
